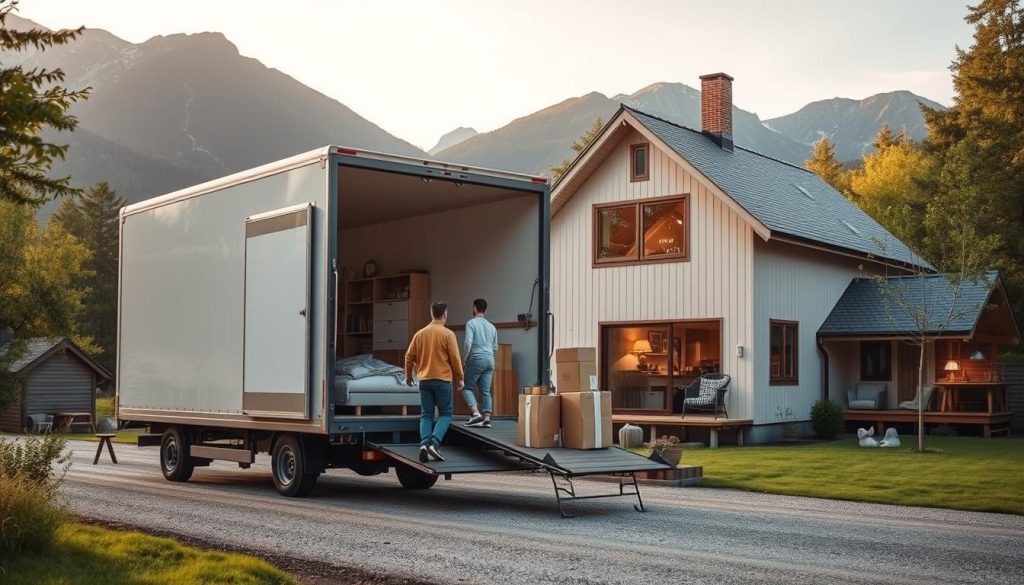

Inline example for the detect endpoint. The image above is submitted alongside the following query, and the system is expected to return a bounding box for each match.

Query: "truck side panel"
[118,162,329,422]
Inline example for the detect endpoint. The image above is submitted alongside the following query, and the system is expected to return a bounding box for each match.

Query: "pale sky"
[21,0,973,150]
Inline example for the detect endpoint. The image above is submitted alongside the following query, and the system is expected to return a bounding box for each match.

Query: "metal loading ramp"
[373,419,672,517]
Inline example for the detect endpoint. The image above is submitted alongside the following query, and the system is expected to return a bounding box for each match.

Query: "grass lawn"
[73,429,144,445]
[671,436,1024,515]
[95,395,114,420]
[0,523,294,585]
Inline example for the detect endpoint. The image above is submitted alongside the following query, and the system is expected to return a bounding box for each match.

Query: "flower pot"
[656,446,683,467]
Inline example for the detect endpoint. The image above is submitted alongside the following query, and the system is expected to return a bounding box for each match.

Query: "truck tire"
[395,464,438,490]
[160,427,195,482]
[271,434,319,497]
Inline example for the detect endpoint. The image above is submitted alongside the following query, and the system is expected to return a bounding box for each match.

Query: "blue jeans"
[419,379,453,447]
[462,356,495,414]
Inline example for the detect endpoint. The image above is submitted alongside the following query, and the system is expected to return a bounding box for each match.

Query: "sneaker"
[419,446,429,462]
[465,415,486,427]
[426,444,445,462]
[481,419,492,428]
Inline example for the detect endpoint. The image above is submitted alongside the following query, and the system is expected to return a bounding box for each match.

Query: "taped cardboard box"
[523,385,550,395]
[555,347,596,363]
[517,394,560,448]
[556,361,598,392]
[561,391,612,449]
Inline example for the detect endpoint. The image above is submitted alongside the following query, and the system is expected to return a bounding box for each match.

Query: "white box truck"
[117,146,552,496]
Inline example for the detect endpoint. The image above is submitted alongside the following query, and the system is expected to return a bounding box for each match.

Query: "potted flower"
[645,435,683,466]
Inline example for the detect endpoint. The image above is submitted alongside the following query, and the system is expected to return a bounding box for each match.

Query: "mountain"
[436,92,618,175]
[764,91,946,162]
[428,127,478,155]
[5,15,426,205]
[437,83,813,175]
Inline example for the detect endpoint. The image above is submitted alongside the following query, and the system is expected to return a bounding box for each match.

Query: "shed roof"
[818,271,1018,340]
[551,105,931,269]
[1,337,111,379]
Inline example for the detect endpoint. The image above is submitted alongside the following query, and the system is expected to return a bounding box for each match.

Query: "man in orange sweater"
[405,301,464,462]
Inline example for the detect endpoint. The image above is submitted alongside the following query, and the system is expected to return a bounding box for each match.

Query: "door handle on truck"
[299,308,307,317]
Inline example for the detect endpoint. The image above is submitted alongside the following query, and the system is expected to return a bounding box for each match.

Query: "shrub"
[0,434,70,554]
[0,474,66,554]
[810,399,844,439]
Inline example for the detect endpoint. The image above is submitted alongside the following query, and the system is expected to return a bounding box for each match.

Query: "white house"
[549,73,1019,443]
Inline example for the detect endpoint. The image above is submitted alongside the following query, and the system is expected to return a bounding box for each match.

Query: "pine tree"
[551,117,605,180]
[52,182,124,372]
[922,0,1024,323]
[872,122,896,151]
[0,1,90,206]
[804,137,850,195]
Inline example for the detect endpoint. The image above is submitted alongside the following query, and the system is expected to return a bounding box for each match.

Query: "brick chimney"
[700,72,734,151]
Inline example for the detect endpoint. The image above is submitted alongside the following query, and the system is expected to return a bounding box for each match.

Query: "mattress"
[334,374,421,406]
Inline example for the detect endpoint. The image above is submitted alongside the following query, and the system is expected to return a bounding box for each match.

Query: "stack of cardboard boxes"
[516,347,612,450]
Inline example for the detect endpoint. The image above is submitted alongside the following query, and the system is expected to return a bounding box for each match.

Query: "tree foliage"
[804,137,850,195]
[551,117,605,180]
[0,0,90,206]
[52,182,124,372]
[0,200,94,411]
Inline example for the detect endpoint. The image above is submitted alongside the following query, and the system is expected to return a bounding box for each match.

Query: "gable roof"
[818,271,1019,340]
[1,337,111,380]
[551,105,931,269]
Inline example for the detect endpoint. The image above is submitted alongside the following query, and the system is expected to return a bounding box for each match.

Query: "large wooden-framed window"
[593,195,689,266]
[769,320,798,385]
[859,341,892,381]
[630,143,650,182]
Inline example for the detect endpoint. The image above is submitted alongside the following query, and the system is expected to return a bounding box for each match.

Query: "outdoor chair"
[847,382,888,410]
[898,385,935,411]
[679,373,731,419]
[28,413,53,434]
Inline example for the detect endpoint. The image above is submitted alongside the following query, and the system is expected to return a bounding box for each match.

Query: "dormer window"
[630,143,650,182]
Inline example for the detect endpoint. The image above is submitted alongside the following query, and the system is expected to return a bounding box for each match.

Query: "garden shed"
[0,337,110,432]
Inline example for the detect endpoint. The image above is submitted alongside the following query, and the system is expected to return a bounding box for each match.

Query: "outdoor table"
[934,382,1008,414]
[55,412,96,433]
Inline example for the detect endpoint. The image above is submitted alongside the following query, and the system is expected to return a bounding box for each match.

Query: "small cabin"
[0,337,110,432]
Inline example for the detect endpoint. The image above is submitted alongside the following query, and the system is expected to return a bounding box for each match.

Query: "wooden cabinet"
[340,273,429,361]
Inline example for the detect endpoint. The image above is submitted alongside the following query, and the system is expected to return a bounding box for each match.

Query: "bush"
[0,434,70,554]
[0,474,66,554]
[810,399,844,439]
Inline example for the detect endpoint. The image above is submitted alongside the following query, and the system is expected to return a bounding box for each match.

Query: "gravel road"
[63,440,1024,584]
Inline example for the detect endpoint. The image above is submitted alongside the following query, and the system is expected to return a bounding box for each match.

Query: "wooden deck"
[844,409,1013,437]
[611,414,754,448]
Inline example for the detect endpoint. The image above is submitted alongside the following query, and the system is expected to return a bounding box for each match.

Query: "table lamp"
[943,360,960,382]
[632,340,652,370]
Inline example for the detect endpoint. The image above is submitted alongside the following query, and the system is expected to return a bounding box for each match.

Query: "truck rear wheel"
[160,427,195,482]
[271,434,319,497]
[395,464,438,490]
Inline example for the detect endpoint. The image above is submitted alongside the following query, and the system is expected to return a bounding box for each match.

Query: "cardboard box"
[523,385,550,395]
[555,347,596,363]
[556,361,598,392]
[517,394,560,448]
[561,391,612,449]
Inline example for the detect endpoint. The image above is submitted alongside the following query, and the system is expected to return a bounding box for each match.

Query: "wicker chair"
[679,373,731,419]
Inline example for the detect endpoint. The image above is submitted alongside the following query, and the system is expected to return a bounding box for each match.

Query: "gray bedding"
[334,374,421,406]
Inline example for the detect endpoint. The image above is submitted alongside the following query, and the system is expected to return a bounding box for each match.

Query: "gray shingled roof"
[818,271,999,337]
[0,338,62,372]
[625,107,931,268]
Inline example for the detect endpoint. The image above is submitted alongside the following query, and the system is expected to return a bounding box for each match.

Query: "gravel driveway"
[63,440,1024,584]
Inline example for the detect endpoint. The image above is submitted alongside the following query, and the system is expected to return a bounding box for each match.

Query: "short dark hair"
[431,302,447,319]
[473,298,487,313]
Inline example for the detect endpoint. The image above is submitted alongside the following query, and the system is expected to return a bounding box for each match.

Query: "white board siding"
[752,239,865,423]
[551,129,755,419]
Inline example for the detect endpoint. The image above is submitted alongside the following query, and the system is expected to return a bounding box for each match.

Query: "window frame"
[859,340,893,381]
[769,320,799,386]
[630,143,650,182]
[592,194,689,267]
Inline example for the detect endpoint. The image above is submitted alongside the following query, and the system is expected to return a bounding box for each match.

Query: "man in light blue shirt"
[462,298,498,428]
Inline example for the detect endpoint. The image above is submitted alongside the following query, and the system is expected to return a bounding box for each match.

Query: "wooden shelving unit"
[339,273,430,361]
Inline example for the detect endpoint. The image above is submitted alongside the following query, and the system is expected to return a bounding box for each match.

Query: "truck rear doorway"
[370,419,671,517]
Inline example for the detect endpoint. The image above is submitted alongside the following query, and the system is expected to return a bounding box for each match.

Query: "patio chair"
[847,382,888,410]
[679,373,731,419]
[28,413,53,434]
[898,385,935,411]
